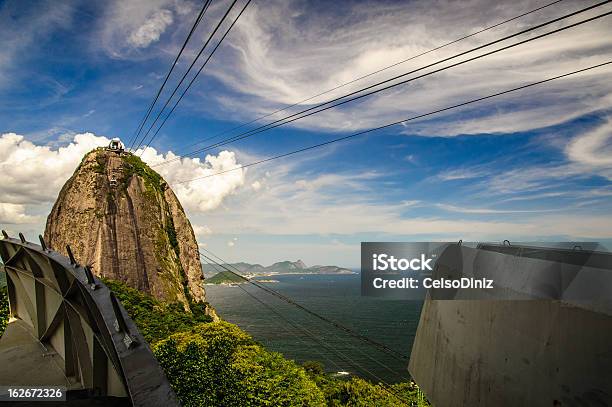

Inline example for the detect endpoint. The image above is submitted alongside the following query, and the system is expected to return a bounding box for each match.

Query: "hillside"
[206,270,246,285]
[44,147,205,308]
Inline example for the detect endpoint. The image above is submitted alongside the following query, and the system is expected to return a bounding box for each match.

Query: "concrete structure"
[0,232,179,406]
[409,243,612,406]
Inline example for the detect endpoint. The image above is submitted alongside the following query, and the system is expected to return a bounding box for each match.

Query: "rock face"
[44,148,205,307]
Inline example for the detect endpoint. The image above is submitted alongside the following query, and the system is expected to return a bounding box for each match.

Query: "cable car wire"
[172,60,612,185]
[199,250,412,404]
[131,0,243,152]
[154,0,611,166]
[127,0,212,150]
[199,248,411,360]
[170,0,567,155]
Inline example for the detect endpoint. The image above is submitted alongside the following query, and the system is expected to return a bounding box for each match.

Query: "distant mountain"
[205,270,246,285]
[202,260,354,277]
[267,260,307,273]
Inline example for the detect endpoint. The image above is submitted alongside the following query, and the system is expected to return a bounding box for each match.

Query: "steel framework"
[0,231,179,406]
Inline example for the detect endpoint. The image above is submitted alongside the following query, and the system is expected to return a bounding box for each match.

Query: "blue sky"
[1,0,611,267]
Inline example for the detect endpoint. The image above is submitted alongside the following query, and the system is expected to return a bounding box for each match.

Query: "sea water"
[205,273,423,383]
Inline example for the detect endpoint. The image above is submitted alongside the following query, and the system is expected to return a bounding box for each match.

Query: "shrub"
[318,376,429,407]
[0,287,8,337]
[153,322,326,406]
[103,278,212,345]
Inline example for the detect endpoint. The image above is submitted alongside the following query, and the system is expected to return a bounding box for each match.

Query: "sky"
[1,0,611,267]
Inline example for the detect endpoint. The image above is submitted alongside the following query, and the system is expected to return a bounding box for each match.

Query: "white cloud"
[0,203,40,224]
[138,146,246,212]
[437,168,488,181]
[251,180,262,190]
[98,0,196,57]
[128,9,174,48]
[202,174,612,238]
[470,122,612,200]
[188,156,612,265]
[0,132,111,205]
[566,119,612,167]
[227,240,235,247]
[436,203,561,214]
[203,0,612,136]
[193,224,213,237]
[483,163,598,196]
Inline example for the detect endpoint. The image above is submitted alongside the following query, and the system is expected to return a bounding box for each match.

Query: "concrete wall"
[409,298,612,406]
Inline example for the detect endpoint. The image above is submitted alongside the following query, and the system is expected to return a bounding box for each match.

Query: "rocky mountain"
[44,147,205,308]
[267,260,307,273]
[202,260,354,276]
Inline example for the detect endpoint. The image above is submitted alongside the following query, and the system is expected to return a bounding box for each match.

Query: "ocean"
[205,273,423,384]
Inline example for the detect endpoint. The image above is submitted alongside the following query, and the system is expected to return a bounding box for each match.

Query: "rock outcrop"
[44,147,205,307]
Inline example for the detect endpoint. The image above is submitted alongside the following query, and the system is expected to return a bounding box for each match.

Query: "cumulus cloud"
[251,180,262,190]
[138,146,246,212]
[128,9,174,48]
[193,224,213,237]
[0,132,111,204]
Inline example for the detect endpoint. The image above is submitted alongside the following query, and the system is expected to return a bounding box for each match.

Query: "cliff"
[44,147,205,307]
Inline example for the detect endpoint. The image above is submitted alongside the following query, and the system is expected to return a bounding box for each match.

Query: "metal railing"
[0,231,179,406]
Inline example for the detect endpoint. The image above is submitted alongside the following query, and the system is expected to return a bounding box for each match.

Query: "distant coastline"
[203,260,356,285]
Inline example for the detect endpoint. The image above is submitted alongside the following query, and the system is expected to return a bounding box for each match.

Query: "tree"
[153,321,326,406]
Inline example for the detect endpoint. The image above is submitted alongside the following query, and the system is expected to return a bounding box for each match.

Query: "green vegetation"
[300,360,429,406]
[122,153,164,196]
[205,270,246,285]
[154,322,326,406]
[316,376,429,406]
[0,286,8,337]
[1,271,7,336]
[165,216,180,257]
[92,154,106,174]
[104,278,429,406]
[103,278,212,344]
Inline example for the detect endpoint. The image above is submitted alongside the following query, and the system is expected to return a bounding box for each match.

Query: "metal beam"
[0,235,179,406]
